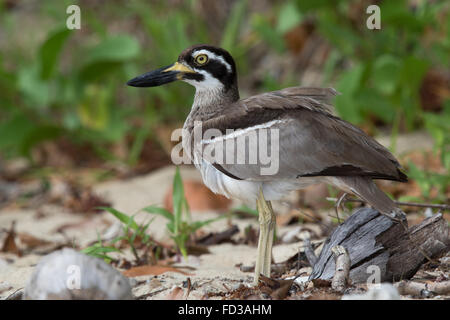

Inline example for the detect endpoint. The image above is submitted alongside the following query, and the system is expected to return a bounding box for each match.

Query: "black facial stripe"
[183,72,204,82]
[203,59,234,90]
[178,44,238,90]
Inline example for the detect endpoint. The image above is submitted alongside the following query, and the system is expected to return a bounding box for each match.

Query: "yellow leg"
[253,189,276,286]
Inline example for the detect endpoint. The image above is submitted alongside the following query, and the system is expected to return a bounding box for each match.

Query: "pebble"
[23,248,133,300]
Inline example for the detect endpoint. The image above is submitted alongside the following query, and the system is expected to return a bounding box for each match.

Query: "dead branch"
[326,197,450,211]
[196,225,239,245]
[331,245,350,292]
[304,238,318,267]
[395,280,450,297]
[310,208,449,284]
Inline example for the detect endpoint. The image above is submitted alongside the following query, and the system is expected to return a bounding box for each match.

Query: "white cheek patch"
[184,69,224,91]
[194,49,232,73]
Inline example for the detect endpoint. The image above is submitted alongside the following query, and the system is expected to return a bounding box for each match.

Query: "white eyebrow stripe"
[194,49,232,73]
[200,119,289,144]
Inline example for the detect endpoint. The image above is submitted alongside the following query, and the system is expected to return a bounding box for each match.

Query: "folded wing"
[196,87,407,182]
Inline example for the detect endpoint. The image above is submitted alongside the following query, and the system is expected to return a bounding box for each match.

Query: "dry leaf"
[312,278,332,288]
[63,185,111,214]
[122,265,192,277]
[165,286,185,300]
[271,279,294,300]
[164,180,231,212]
[1,222,20,256]
[185,277,192,298]
[186,244,210,256]
[18,232,52,250]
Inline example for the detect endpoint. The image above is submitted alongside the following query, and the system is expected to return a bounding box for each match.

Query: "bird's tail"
[336,176,405,221]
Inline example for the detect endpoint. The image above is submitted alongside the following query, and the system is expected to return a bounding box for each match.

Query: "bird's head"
[127,45,237,93]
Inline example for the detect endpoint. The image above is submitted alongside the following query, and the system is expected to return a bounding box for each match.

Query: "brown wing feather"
[199,87,407,182]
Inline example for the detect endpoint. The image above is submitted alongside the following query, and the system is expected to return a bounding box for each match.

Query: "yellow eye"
[195,54,208,65]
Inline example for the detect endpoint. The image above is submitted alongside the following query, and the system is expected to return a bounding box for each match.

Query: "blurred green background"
[0,0,448,203]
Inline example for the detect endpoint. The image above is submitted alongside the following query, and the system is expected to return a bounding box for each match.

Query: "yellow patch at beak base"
[163,62,195,74]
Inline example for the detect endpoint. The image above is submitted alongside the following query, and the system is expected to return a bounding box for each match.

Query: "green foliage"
[143,167,223,258]
[296,0,436,130]
[82,207,154,263]
[0,0,448,202]
[81,239,121,263]
[424,105,450,171]
[221,0,249,54]
[0,17,141,160]
[406,162,449,203]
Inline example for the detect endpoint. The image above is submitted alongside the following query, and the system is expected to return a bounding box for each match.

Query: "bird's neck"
[185,85,239,128]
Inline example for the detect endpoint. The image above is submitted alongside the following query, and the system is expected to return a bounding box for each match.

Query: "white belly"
[196,160,323,203]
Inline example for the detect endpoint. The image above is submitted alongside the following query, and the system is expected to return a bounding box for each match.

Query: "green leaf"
[355,89,395,123]
[84,35,140,64]
[371,55,401,95]
[295,0,338,12]
[251,14,286,53]
[0,114,34,153]
[277,2,303,33]
[17,64,50,107]
[398,56,429,92]
[220,0,247,52]
[189,216,226,233]
[381,0,425,33]
[172,167,185,235]
[19,125,64,157]
[39,28,72,80]
[335,63,365,123]
[128,127,150,166]
[79,35,140,80]
[142,205,174,222]
[82,246,120,255]
[77,85,109,130]
[406,162,430,197]
[100,207,140,231]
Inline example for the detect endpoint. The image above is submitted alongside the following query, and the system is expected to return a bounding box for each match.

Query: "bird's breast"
[196,159,321,203]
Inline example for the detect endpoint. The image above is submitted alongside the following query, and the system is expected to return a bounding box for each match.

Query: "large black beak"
[126,62,196,87]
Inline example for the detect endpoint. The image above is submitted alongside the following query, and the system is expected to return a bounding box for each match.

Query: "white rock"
[281,226,302,243]
[23,248,133,300]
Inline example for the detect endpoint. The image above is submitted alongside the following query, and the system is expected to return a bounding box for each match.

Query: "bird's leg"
[253,189,276,286]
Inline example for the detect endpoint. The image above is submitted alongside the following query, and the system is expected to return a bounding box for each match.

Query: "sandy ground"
[0,165,317,300]
[0,131,446,300]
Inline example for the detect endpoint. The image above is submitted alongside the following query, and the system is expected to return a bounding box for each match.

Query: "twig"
[395,280,450,297]
[136,287,169,300]
[6,288,23,300]
[196,225,239,245]
[280,201,334,234]
[185,277,192,299]
[334,193,347,224]
[304,238,317,267]
[331,245,350,293]
[326,197,450,210]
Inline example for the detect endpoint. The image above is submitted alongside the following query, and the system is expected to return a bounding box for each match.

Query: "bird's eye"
[194,54,208,65]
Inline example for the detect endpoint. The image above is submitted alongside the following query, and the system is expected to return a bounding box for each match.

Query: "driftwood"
[331,246,351,292]
[395,280,450,297]
[309,208,449,284]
